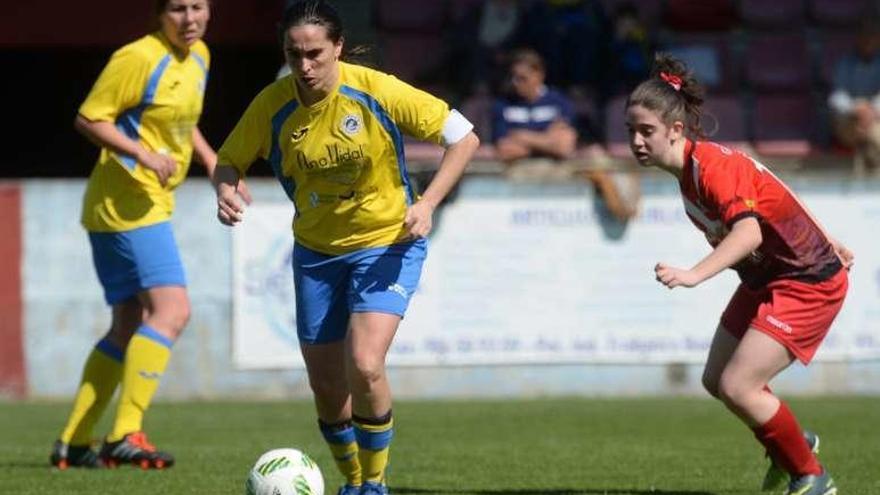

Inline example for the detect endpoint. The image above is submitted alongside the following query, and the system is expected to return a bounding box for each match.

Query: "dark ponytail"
[627,53,706,139]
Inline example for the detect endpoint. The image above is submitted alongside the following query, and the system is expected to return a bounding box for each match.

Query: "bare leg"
[717,328,793,426]
[346,312,400,417]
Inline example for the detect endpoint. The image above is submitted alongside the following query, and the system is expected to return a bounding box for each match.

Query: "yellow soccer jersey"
[80,32,210,232]
[218,62,450,255]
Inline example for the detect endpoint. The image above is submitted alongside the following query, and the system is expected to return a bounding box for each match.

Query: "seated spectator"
[828,18,880,176]
[492,49,578,163]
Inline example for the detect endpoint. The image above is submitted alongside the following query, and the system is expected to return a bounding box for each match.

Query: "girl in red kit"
[625,54,852,495]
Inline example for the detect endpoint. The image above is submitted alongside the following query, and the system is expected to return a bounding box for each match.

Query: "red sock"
[752,401,821,476]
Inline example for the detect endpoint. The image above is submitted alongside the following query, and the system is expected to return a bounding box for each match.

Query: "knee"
[348,350,386,387]
[716,374,751,407]
[106,328,135,349]
[308,373,348,399]
[150,297,191,336]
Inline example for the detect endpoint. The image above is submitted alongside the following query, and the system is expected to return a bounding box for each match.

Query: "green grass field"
[1,397,878,494]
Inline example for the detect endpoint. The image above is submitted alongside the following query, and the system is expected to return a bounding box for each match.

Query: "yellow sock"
[319,420,362,485]
[353,412,393,484]
[108,325,172,442]
[59,338,123,445]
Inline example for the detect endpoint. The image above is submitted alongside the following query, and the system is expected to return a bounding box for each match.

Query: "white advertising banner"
[233,190,880,369]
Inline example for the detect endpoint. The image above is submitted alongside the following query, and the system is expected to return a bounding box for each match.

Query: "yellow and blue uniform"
[80,32,209,304]
[218,62,451,344]
[218,63,463,488]
[81,32,209,233]
[217,62,448,255]
[59,32,210,452]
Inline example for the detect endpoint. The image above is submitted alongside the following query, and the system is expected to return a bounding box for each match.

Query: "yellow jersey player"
[51,0,247,470]
[212,2,479,494]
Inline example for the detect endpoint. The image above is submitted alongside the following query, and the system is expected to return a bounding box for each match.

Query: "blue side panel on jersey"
[191,52,208,90]
[270,100,299,204]
[338,85,414,205]
[115,54,172,169]
[191,52,208,76]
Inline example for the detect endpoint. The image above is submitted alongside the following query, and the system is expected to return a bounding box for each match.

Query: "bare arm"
[506,121,577,159]
[404,131,480,237]
[655,216,762,289]
[191,127,217,178]
[74,114,177,185]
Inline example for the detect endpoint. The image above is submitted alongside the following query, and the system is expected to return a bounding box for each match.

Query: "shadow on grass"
[1,461,57,469]
[392,488,718,495]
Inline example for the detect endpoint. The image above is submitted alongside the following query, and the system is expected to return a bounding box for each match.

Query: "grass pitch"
[1,397,878,494]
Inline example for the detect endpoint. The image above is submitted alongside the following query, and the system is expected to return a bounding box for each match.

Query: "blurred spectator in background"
[491,49,578,163]
[607,1,652,96]
[441,0,523,100]
[517,0,610,96]
[828,18,880,177]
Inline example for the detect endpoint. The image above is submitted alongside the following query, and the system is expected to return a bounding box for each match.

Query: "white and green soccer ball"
[245,448,324,495]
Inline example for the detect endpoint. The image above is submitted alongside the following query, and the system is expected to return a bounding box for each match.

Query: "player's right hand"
[139,150,178,186]
[216,184,244,226]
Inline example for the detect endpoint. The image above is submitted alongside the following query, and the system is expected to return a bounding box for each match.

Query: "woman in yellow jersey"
[51,0,246,470]
[213,2,479,494]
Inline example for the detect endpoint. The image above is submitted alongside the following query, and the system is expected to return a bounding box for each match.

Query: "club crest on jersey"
[340,114,362,135]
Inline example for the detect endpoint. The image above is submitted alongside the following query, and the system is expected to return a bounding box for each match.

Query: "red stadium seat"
[664,0,737,32]
[374,0,448,33]
[744,33,811,91]
[603,95,631,158]
[808,0,872,29]
[662,32,739,93]
[459,94,494,144]
[378,34,444,84]
[752,94,814,156]
[739,0,806,29]
[703,95,748,147]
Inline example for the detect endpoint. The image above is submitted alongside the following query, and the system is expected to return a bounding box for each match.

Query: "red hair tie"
[660,72,682,91]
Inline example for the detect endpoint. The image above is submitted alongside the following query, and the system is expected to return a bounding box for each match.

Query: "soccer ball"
[245,448,324,495]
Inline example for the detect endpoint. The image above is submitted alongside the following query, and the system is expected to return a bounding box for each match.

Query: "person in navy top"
[492,48,577,162]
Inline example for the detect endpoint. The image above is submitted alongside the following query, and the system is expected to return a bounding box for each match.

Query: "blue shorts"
[293,239,428,344]
[88,222,187,305]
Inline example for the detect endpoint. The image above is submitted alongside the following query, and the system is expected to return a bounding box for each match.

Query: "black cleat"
[51,440,102,469]
[99,431,174,469]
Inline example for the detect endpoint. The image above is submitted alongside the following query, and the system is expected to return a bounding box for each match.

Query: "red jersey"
[679,140,842,289]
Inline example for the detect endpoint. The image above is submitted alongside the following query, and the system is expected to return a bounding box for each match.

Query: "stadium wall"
[12,176,880,401]
[0,184,25,398]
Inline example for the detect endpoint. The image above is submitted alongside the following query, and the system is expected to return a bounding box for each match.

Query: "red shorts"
[720,269,848,364]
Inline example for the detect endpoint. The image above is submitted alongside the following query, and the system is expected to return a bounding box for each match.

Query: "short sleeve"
[558,94,576,125]
[491,100,509,142]
[79,46,151,122]
[699,154,760,227]
[375,73,450,144]
[217,92,273,175]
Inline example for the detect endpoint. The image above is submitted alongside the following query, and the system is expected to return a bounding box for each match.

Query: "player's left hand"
[654,262,700,289]
[404,201,434,239]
